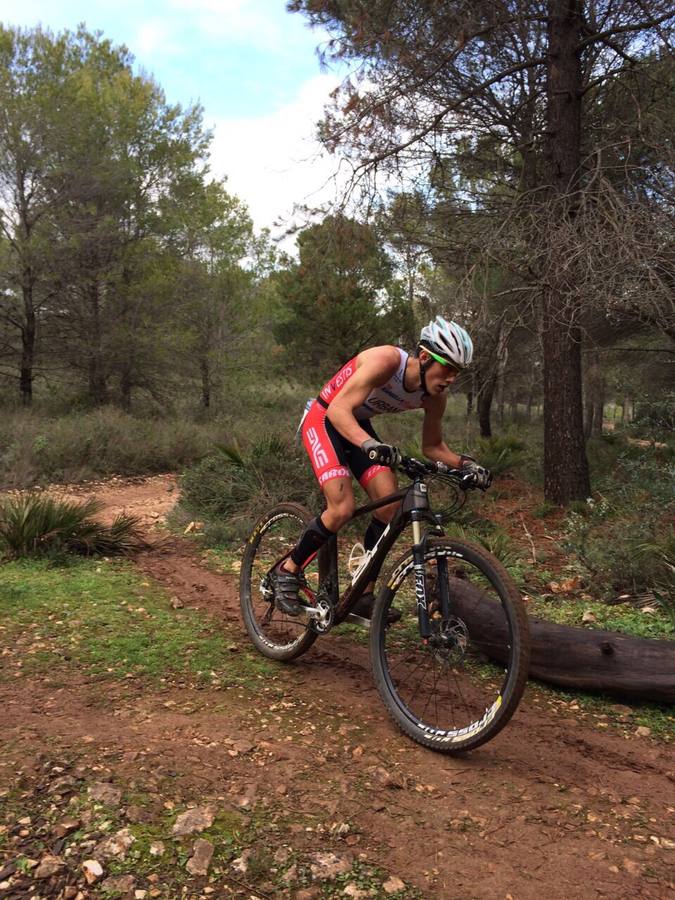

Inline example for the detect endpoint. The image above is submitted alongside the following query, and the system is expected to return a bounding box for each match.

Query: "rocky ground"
[1,475,673,899]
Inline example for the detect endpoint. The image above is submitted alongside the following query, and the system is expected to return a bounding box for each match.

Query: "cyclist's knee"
[374,503,398,523]
[323,497,355,530]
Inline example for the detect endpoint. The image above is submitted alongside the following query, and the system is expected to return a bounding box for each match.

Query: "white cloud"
[169,0,293,48]
[209,72,347,241]
[133,19,180,57]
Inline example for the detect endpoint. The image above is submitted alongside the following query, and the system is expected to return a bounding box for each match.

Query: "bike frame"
[317,473,445,635]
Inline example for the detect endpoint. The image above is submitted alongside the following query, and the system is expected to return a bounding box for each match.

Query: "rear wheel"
[371,537,530,753]
[240,503,318,661]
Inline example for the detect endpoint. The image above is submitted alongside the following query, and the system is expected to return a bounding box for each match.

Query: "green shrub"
[0,407,218,487]
[470,434,527,475]
[179,436,321,542]
[0,494,146,559]
[563,494,674,603]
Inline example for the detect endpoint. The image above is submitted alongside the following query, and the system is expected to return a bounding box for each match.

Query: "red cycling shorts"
[301,399,388,489]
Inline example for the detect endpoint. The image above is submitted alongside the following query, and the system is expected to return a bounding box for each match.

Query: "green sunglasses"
[425,348,461,372]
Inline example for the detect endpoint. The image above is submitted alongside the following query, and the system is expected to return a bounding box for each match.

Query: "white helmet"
[419,316,473,369]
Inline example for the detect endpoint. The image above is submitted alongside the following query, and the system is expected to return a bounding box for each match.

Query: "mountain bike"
[239,456,530,754]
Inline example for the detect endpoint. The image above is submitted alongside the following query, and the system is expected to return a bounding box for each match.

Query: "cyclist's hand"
[362,438,401,468]
[459,455,493,490]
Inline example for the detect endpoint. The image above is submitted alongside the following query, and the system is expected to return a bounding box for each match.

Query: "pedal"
[345,613,370,629]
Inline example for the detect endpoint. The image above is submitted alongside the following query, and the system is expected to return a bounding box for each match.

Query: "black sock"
[364,516,388,551]
[290,516,334,569]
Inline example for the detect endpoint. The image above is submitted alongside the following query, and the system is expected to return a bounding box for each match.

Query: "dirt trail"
[2,476,674,899]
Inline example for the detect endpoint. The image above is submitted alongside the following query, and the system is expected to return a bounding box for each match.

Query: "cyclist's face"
[425,358,460,393]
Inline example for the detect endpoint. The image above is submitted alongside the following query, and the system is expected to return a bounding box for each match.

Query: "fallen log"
[449,580,675,704]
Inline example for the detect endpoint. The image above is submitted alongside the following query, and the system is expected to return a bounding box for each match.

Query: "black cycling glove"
[459,455,493,490]
[361,438,401,468]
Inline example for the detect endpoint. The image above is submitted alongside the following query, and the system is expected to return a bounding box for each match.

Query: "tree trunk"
[87,281,108,405]
[466,389,473,418]
[20,268,35,406]
[584,351,605,440]
[541,0,590,503]
[477,374,496,438]
[592,389,604,437]
[120,369,132,411]
[449,584,674,703]
[200,356,210,408]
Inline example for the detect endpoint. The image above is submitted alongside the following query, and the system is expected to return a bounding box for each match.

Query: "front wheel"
[371,537,530,753]
[240,503,318,661]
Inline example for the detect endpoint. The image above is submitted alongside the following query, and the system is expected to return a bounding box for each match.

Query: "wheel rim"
[378,548,518,744]
[245,510,319,651]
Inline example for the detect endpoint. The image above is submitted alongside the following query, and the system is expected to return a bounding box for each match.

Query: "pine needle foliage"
[0,494,147,559]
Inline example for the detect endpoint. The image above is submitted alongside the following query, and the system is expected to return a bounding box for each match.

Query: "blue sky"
[0,0,344,233]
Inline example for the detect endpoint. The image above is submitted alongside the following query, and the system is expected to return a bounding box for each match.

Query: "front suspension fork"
[412,515,432,640]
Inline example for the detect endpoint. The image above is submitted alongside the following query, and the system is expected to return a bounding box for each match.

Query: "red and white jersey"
[318,347,425,419]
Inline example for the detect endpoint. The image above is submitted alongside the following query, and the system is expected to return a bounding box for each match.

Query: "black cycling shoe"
[351,592,402,625]
[272,562,307,616]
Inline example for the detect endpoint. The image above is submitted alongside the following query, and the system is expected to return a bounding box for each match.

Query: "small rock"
[186,838,214,876]
[581,610,597,624]
[34,855,64,879]
[170,597,184,609]
[560,576,582,592]
[95,827,135,859]
[371,766,404,790]
[135,892,148,900]
[82,859,104,884]
[48,776,79,796]
[296,889,321,900]
[87,782,122,806]
[281,863,298,884]
[101,874,136,894]
[63,888,78,899]
[53,818,80,838]
[343,883,370,898]
[172,805,216,836]
[309,851,352,881]
[383,875,406,893]
[231,849,251,875]
[274,847,290,865]
[125,805,151,824]
[623,858,641,876]
[635,726,651,737]
[149,841,165,856]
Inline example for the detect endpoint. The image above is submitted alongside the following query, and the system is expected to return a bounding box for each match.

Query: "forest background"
[0,3,672,607]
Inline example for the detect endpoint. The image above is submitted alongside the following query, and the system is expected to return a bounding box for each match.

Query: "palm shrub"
[0,494,147,559]
[471,435,526,476]
[179,435,321,542]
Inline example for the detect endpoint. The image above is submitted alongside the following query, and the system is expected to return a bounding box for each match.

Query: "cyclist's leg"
[281,475,355,576]
[274,402,355,612]
[347,431,402,620]
[349,421,401,590]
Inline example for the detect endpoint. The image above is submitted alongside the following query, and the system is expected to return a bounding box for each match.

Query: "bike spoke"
[377,544,525,747]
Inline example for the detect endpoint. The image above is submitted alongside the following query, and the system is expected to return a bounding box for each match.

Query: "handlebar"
[365,450,488,491]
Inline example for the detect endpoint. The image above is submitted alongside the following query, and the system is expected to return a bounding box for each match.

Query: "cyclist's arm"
[326,346,400,446]
[421,394,463,467]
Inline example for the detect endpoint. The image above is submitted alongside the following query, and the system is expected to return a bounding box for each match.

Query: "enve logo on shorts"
[306,427,329,469]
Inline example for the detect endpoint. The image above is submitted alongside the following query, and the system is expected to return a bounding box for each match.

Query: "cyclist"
[274,316,492,620]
